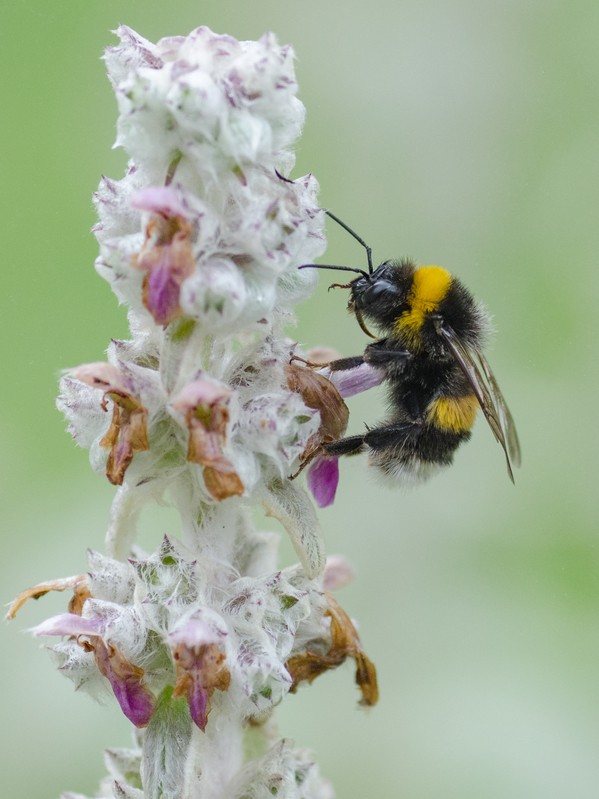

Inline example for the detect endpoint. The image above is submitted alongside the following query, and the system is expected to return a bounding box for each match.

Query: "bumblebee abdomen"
[367,423,470,484]
[425,394,478,433]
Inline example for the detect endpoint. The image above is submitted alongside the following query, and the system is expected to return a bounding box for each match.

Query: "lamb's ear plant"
[8,26,379,799]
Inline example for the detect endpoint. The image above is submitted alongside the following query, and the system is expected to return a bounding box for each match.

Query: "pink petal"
[73,362,127,393]
[32,613,103,638]
[307,456,340,508]
[170,615,230,732]
[93,640,156,727]
[32,614,155,727]
[144,258,182,326]
[320,362,385,398]
[131,186,189,218]
[188,683,210,731]
[323,555,354,591]
[171,376,232,412]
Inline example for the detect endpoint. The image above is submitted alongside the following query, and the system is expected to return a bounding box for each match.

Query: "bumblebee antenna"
[273,171,374,274]
[296,210,373,278]
[325,210,373,274]
[297,263,369,278]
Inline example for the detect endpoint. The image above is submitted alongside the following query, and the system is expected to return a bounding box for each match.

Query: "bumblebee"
[299,211,521,483]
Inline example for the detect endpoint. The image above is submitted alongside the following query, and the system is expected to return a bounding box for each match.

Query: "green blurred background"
[2,1,598,797]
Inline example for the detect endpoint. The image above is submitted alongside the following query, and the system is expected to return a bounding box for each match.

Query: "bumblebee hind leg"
[363,422,420,451]
[323,434,366,457]
[323,422,420,458]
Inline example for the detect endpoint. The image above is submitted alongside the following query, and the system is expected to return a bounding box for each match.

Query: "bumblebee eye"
[367,280,395,297]
[357,280,399,306]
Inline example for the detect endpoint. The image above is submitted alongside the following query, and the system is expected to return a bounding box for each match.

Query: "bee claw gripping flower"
[10,25,378,799]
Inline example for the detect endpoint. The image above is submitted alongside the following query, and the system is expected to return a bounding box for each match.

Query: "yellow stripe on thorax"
[395,266,452,346]
[426,395,478,433]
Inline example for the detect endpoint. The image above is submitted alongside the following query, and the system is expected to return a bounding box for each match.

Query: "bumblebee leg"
[328,281,355,290]
[288,453,315,480]
[296,341,411,373]
[363,423,420,451]
[364,340,411,368]
[323,434,366,457]
[327,344,411,373]
[289,354,330,368]
[327,355,365,372]
[289,354,366,370]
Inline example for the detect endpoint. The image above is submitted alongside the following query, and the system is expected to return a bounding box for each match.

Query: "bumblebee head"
[349,259,416,333]
[298,258,417,337]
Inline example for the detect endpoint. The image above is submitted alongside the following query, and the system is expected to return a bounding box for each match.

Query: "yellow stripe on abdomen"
[395,265,452,346]
[426,395,478,433]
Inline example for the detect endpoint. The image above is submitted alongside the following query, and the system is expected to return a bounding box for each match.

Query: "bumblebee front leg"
[363,340,411,370]
[291,340,410,374]
[327,355,366,372]
[328,341,411,374]
[289,354,365,370]
[289,353,367,372]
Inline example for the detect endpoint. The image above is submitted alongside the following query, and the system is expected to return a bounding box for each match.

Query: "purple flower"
[307,456,340,508]
[33,612,156,728]
[319,361,385,398]
[132,210,195,328]
[303,362,385,507]
[131,186,190,219]
[171,376,244,501]
[32,613,103,638]
[322,554,354,591]
[93,639,157,728]
[74,362,150,486]
[169,612,231,731]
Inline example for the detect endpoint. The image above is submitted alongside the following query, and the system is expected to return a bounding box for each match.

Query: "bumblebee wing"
[475,350,522,469]
[436,321,519,482]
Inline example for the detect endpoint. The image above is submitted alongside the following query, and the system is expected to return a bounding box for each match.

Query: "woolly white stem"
[181,700,244,799]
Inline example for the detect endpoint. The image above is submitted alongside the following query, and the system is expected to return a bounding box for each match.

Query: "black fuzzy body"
[324,260,488,482]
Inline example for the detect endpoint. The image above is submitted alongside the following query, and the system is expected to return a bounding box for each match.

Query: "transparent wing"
[475,349,522,470]
[435,320,521,483]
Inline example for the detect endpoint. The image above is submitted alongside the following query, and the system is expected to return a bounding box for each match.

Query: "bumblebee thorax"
[394,265,453,347]
[409,266,453,310]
